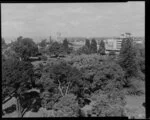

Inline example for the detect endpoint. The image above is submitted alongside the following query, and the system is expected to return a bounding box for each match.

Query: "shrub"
[98,40,105,55]
[53,94,80,117]
[40,55,48,61]
[126,77,145,96]
[109,51,116,56]
[64,54,110,70]
[92,61,125,92]
[89,90,126,117]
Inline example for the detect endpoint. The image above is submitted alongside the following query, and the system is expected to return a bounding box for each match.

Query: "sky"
[2,2,145,43]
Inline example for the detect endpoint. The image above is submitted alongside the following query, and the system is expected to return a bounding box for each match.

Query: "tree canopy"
[90,39,97,53]
[85,39,91,54]
[48,42,65,57]
[39,39,47,48]
[119,37,138,78]
[2,38,7,49]
[53,94,80,117]
[98,40,105,55]
[2,59,34,98]
[11,36,39,61]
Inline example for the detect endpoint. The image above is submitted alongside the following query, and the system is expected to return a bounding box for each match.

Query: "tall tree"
[118,36,138,79]
[38,61,82,97]
[2,38,6,46]
[11,36,39,61]
[2,59,34,117]
[98,40,105,55]
[63,38,69,53]
[53,94,80,117]
[63,38,69,49]
[48,42,65,57]
[2,47,19,60]
[85,39,91,54]
[85,39,90,49]
[2,38,7,49]
[90,39,97,53]
[39,39,47,48]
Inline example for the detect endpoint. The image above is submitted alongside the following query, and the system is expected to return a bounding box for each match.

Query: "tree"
[85,39,90,48]
[91,62,125,93]
[125,32,132,38]
[90,39,97,53]
[118,37,138,79]
[109,51,116,56]
[85,39,91,54]
[2,38,7,49]
[39,39,47,48]
[11,36,39,61]
[36,70,60,109]
[132,43,145,80]
[63,38,69,50]
[53,94,80,117]
[48,42,65,57]
[35,61,83,110]
[49,62,82,96]
[89,89,126,117]
[2,47,19,60]
[62,38,74,54]
[77,45,91,55]
[98,40,105,55]
[38,61,83,97]
[2,59,34,117]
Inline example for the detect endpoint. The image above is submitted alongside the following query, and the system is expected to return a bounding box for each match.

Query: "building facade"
[103,38,122,54]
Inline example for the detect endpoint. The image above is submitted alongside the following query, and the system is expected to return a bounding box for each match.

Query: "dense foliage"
[53,94,80,117]
[90,39,97,53]
[119,37,138,79]
[2,38,7,49]
[98,40,105,55]
[85,39,91,54]
[39,39,47,48]
[81,61,125,94]
[2,58,35,117]
[11,36,39,61]
[2,59,34,98]
[89,90,126,117]
[2,34,145,118]
[85,39,90,49]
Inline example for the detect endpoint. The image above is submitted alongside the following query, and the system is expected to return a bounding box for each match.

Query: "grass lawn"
[125,94,145,118]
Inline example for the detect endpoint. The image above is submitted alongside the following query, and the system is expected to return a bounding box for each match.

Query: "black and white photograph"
[2,2,145,118]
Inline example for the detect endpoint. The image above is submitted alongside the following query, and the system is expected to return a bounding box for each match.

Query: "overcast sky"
[2,2,145,43]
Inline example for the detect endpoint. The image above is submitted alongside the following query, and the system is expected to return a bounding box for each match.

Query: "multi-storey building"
[103,36,144,54]
[103,38,122,54]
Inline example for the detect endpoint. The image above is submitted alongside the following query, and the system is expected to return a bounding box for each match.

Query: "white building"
[104,38,122,54]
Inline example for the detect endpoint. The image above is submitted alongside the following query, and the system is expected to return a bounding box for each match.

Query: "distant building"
[103,38,122,54]
[103,36,144,54]
[133,37,144,44]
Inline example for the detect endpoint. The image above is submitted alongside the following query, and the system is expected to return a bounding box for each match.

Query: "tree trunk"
[16,97,22,117]
[57,80,64,97]
[65,82,70,95]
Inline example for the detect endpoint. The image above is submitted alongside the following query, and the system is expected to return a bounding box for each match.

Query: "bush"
[109,51,116,56]
[53,94,80,117]
[4,104,16,114]
[40,55,48,61]
[92,61,125,92]
[64,54,110,70]
[89,90,126,117]
[126,77,145,96]
[137,70,145,81]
